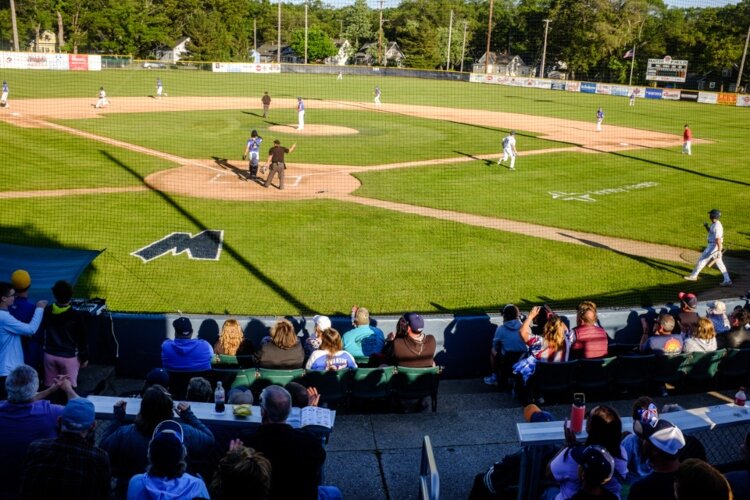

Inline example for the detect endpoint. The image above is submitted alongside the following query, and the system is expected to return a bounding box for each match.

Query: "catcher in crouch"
[242,130,263,179]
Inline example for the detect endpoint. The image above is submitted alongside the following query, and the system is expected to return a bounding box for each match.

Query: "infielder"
[374,86,381,105]
[261,91,271,118]
[498,130,518,170]
[156,78,164,97]
[1,81,8,108]
[242,130,263,179]
[596,107,604,132]
[682,124,692,156]
[629,91,636,107]
[685,209,732,286]
[337,71,343,80]
[95,86,109,109]
[297,97,305,130]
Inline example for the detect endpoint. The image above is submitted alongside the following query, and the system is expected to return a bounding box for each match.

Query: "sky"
[286,0,741,8]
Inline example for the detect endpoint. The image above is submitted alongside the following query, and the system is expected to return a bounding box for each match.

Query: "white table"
[515,403,750,500]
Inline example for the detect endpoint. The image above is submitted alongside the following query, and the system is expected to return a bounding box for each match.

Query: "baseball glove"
[242,154,247,160]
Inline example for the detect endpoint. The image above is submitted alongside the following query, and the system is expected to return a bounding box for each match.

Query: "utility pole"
[378,0,384,66]
[304,1,309,65]
[446,10,454,70]
[10,0,19,51]
[628,19,644,86]
[737,24,750,92]
[277,0,282,64]
[253,19,257,51]
[540,19,550,79]
[460,20,468,73]
[485,0,494,74]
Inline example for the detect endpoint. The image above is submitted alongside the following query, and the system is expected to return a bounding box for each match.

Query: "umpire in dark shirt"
[263,139,296,190]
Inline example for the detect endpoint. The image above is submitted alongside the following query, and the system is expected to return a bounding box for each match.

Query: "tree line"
[0,0,748,83]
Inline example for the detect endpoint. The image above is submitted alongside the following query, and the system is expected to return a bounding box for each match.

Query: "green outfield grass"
[1,69,747,314]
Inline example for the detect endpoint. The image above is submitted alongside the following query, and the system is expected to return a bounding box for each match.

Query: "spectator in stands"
[639,313,683,355]
[570,301,609,360]
[484,304,526,386]
[622,397,658,484]
[674,458,732,500]
[343,306,385,360]
[0,281,46,399]
[20,398,111,499]
[306,328,357,371]
[724,431,750,499]
[520,305,570,362]
[706,300,730,334]
[722,308,750,349]
[304,315,329,356]
[286,381,321,408]
[185,376,213,402]
[253,319,304,369]
[144,367,170,394]
[100,384,215,496]
[240,385,339,499]
[674,292,700,337]
[546,405,627,500]
[682,317,717,353]
[214,319,252,356]
[569,445,618,500]
[384,312,436,368]
[8,270,43,372]
[127,420,210,499]
[41,280,88,388]
[227,386,254,405]
[209,439,272,500]
[0,365,80,499]
[628,419,685,500]
[161,317,213,372]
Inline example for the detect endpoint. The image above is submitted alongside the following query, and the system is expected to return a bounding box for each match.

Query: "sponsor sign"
[580,82,597,94]
[645,88,663,99]
[679,90,698,102]
[566,81,581,92]
[737,95,750,107]
[596,84,612,95]
[212,62,280,73]
[611,86,630,97]
[551,81,566,91]
[0,50,102,71]
[717,93,737,105]
[68,54,89,71]
[534,79,552,90]
[631,87,646,98]
[662,89,681,100]
[697,92,718,104]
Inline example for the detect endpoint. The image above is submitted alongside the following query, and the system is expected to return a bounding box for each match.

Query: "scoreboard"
[646,56,688,83]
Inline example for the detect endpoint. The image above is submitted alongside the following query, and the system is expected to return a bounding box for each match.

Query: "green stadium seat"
[392,366,442,412]
[718,348,750,386]
[529,361,577,403]
[252,368,305,398]
[349,366,396,408]
[613,354,655,393]
[653,353,689,388]
[574,356,617,394]
[230,368,257,390]
[680,349,726,387]
[301,369,353,408]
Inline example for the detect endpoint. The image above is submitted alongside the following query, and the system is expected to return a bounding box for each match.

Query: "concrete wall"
[97,299,748,380]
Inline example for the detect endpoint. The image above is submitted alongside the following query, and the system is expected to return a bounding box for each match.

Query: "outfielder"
[685,209,732,286]
[629,91,636,107]
[296,97,305,130]
[596,107,604,132]
[242,130,263,179]
[1,81,8,108]
[95,86,109,109]
[374,86,381,105]
[682,124,692,156]
[156,78,164,97]
[498,130,518,170]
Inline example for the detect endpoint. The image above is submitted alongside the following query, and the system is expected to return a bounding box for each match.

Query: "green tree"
[342,0,373,50]
[290,26,337,62]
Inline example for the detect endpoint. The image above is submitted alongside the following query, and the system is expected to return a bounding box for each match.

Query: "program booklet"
[289,406,335,429]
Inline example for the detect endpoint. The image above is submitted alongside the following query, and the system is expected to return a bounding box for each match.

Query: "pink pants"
[44,353,81,387]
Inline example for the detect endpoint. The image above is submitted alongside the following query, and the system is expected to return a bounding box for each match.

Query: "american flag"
[623,48,635,59]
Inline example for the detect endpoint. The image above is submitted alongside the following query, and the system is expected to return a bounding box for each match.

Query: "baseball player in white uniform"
[498,131,518,170]
[596,107,604,131]
[685,209,732,286]
[374,86,381,105]
[1,81,8,108]
[297,97,305,130]
[95,87,109,109]
[156,78,164,97]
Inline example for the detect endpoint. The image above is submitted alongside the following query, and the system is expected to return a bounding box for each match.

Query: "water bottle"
[735,387,746,407]
[214,381,226,413]
[570,393,586,433]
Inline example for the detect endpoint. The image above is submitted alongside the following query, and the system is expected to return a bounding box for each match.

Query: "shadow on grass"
[100,150,312,313]
[453,150,494,166]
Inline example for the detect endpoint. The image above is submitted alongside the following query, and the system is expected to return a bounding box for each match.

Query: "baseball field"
[0,69,747,315]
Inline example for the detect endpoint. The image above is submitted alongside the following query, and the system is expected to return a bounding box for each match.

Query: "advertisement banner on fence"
[596,84,612,95]
[737,95,750,107]
[645,88,663,99]
[534,79,552,89]
[212,62,280,73]
[717,93,737,105]
[680,90,698,102]
[68,54,89,71]
[631,87,646,98]
[88,55,102,71]
[566,81,581,92]
[581,82,597,94]
[551,81,566,91]
[507,77,525,87]
[697,92,718,104]
[611,86,630,97]
[662,89,681,100]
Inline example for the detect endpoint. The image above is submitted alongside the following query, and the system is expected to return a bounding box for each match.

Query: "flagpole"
[628,44,636,86]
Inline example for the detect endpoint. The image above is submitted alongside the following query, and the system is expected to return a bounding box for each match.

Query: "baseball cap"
[644,419,685,456]
[523,404,554,423]
[146,368,170,388]
[707,300,726,315]
[633,402,659,437]
[404,312,424,333]
[172,317,193,337]
[150,420,185,467]
[708,209,721,219]
[10,270,30,291]
[313,315,331,331]
[61,398,96,431]
[571,445,615,485]
[678,292,698,309]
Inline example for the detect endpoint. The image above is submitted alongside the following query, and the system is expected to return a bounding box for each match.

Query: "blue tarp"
[0,243,102,301]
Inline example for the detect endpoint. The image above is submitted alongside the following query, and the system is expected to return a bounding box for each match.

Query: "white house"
[156,37,191,63]
[473,52,533,77]
[355,41,404,67]
[28,30,57,53]
[325,39,351,66]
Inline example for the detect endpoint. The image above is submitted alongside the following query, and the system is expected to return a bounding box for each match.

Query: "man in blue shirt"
[161,317,213,372]
[8,270,42,370]
[343,306,385,358]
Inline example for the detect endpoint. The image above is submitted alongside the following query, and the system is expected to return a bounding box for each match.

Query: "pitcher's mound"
[268,124,358,136]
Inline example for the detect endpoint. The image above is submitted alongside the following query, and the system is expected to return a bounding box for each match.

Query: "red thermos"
[570,393,586,433]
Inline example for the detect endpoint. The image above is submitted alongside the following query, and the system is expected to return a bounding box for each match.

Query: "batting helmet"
[708,209,721,219]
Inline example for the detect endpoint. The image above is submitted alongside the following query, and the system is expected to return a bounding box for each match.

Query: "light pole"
[277,0,282,64]
[737,24,750,92]
[540,19,550,78]
[446,10,454,70]
[378,0,384,66]
[304,1,308,65]
[10,0,19,51]
[485,0,494,74]
[460,20,468,73]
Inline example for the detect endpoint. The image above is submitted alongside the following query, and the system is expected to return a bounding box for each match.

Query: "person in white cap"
[296,97,305,130]
[684,209,731,286]
[498,130,518,170]
[629,419,685,499]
